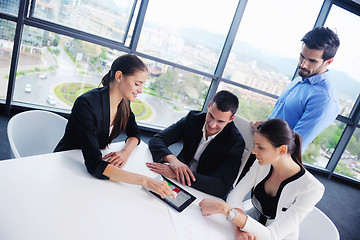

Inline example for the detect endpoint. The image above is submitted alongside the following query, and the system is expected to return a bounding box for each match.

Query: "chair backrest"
[243,199,339,240]
[299,207,340,240]
[7,110,68,158]
[232,115,254,187]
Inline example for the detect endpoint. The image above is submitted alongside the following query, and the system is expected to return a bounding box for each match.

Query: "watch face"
[227,208,238,220]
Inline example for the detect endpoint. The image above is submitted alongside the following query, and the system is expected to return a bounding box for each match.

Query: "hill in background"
[180,28,360,99]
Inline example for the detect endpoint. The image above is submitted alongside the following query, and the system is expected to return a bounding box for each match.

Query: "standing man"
[146,90,245,199]
[255,27,340,153]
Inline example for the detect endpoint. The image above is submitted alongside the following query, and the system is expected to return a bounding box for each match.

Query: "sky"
[143,0,238,35]
[325,5,360,81]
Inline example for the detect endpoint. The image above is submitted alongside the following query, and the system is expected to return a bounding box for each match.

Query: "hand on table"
[235,227,257,240]
[199,198,231,216]
[144,177,176,199]
[146,162,176,179]
[103,150,129,168]
[164,155,195,186]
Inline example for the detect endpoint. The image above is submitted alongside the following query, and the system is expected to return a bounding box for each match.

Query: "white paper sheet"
[168,204,235,240]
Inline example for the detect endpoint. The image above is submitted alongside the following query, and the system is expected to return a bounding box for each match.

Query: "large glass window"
[12,25,211,128]
[0,0,20,16]
[0,19,16,100]
[335,127,360,181]
[141,58,211,128]
[217,82,276,121]
[32,0,138,44]
[223,0,323,95]
[324,5,360,117]
[303,120,346,168]
[137,0,238,74]
[13,25,125,110]
[124,1,141,46]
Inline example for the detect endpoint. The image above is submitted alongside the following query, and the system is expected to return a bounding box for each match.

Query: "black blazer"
[149,111,245,198]
[54,86,140,179]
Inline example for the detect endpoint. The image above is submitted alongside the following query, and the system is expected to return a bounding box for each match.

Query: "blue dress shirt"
[268,71,339,154]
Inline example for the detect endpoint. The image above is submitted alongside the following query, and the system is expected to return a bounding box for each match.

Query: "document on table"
[168,204,234,240]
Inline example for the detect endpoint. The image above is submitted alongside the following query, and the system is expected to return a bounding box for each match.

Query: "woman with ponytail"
[55,54,174,199]
[199,118,324,239]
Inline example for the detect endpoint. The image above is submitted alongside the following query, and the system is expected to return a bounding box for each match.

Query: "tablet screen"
[144,176,196,212]
[164,179,191,207]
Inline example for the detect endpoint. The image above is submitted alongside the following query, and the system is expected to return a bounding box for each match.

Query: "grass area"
[172,105,183,111]
[4,66,57,80]
[78,71,91,76]
[335,161,357,178]
[55,83,97,106]
[143,87,171,101]
[54,82,151,120]
[130,99,152,120]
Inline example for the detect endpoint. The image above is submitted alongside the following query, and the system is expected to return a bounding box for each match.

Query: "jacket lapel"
[99,86,110,148]
[184,115,204,164]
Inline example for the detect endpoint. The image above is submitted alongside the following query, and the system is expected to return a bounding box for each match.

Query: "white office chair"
[7,110,68,158]
[232,115,254,187]
[299,207,340,240]
[243,199,340,240]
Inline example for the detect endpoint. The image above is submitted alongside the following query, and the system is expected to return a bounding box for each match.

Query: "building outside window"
[0,19,16,100]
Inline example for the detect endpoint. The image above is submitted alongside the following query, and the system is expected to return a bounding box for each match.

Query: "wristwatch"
[226,208,238,221]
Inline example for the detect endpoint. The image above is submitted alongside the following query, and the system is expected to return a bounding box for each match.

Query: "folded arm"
[149,116,197,185]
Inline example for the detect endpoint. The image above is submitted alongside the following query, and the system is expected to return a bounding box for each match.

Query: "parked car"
[47,95,56,105]
[25,84,32,93]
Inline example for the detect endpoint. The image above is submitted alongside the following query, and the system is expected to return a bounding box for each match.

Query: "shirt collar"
[302,70,329,85]
[202,123,222,141]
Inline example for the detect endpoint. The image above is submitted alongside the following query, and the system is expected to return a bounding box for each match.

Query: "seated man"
[146,90,245,199]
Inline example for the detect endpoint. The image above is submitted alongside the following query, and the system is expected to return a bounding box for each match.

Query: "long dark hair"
[256,118,303,166]
[101,54,147,144]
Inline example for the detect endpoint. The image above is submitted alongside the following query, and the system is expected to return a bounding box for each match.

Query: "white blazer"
[226,160,324,240]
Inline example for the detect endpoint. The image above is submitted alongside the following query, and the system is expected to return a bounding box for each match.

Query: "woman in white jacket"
[199,118,324,240]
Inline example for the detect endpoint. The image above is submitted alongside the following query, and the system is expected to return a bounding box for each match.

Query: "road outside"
[1,41,187,128]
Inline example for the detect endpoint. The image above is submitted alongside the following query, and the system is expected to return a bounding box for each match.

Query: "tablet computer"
[144,176,196,212]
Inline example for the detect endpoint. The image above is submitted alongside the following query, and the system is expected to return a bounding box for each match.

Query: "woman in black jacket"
[55,54,174,198]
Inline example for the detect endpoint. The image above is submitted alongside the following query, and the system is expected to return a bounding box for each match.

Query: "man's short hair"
[301,26,340,61]
[211,90,239,116]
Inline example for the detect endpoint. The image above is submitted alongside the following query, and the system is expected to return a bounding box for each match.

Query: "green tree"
[53,38,58,47]
[151,67,176,98]
[100,47,107,60]
[149,68,209,110]
[315,123,344,150]
[303,143,320,165]
[181,74,208,107]
[347,135,360,159]
[231,89,273,121]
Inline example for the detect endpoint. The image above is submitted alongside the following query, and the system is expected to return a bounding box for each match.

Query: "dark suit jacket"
[54,85,140,179]
[149,111,245,198]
